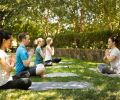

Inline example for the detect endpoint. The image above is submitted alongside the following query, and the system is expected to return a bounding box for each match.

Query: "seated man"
[16,32,45,77]
[97,36,120,74]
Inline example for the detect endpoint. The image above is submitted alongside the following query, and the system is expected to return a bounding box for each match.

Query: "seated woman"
[0,30,31,90]
[97,36,120,74]
[44,37,61,66]
[35,38,45,77]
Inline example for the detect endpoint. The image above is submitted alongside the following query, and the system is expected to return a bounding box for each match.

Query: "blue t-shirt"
[16,44,29,74]
[35,47,43,65]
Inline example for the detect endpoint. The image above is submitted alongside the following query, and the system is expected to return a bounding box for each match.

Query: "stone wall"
[55,48,104,62]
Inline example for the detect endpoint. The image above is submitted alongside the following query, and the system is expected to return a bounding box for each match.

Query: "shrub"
[54,29,120,49]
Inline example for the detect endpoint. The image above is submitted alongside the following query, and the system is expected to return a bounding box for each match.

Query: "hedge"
[54,29,120,49]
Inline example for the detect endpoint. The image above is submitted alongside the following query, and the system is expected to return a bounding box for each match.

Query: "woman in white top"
[97,36,120,74]
[44,37,61,66]
[44,37,54,66]
[0,30,31,89]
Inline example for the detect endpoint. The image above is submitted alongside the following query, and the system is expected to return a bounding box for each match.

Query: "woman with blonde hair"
[44,37,61,66]
[35,38,45,77]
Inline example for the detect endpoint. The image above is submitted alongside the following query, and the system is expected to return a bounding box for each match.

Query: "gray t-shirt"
[110,47,120,73]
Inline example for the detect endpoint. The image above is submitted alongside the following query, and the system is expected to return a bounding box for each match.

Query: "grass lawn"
[0,57,120,100]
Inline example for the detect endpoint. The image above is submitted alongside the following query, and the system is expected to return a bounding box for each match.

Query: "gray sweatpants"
[97,64,116,74]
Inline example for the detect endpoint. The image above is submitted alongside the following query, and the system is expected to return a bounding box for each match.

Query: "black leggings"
[52,58,61,63]
[45,58,61,66]
[0,71,31,90]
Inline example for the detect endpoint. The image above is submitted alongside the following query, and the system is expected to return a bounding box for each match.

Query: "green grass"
[0,57,120,100]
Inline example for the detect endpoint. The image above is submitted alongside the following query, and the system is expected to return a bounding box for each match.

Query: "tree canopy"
[0,0,120,37]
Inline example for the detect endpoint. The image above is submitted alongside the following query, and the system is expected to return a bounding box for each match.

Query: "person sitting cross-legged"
[16,32,45,77]
[34,38,45,77]
[0,30,31,90]
[97,36,120,74]
[44,37,61,66]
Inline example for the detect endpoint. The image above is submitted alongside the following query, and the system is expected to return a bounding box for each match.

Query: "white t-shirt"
[0,50,12,86]
[44,47,52,61]
[110,47,120,73]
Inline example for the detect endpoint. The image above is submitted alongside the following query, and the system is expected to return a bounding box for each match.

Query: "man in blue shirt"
[16,33,45,76]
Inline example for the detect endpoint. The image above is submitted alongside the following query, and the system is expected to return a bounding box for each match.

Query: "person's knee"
[97,64,105,72]
[36,64,45,75]
[18,78,31,89]
[21,78,31,85]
